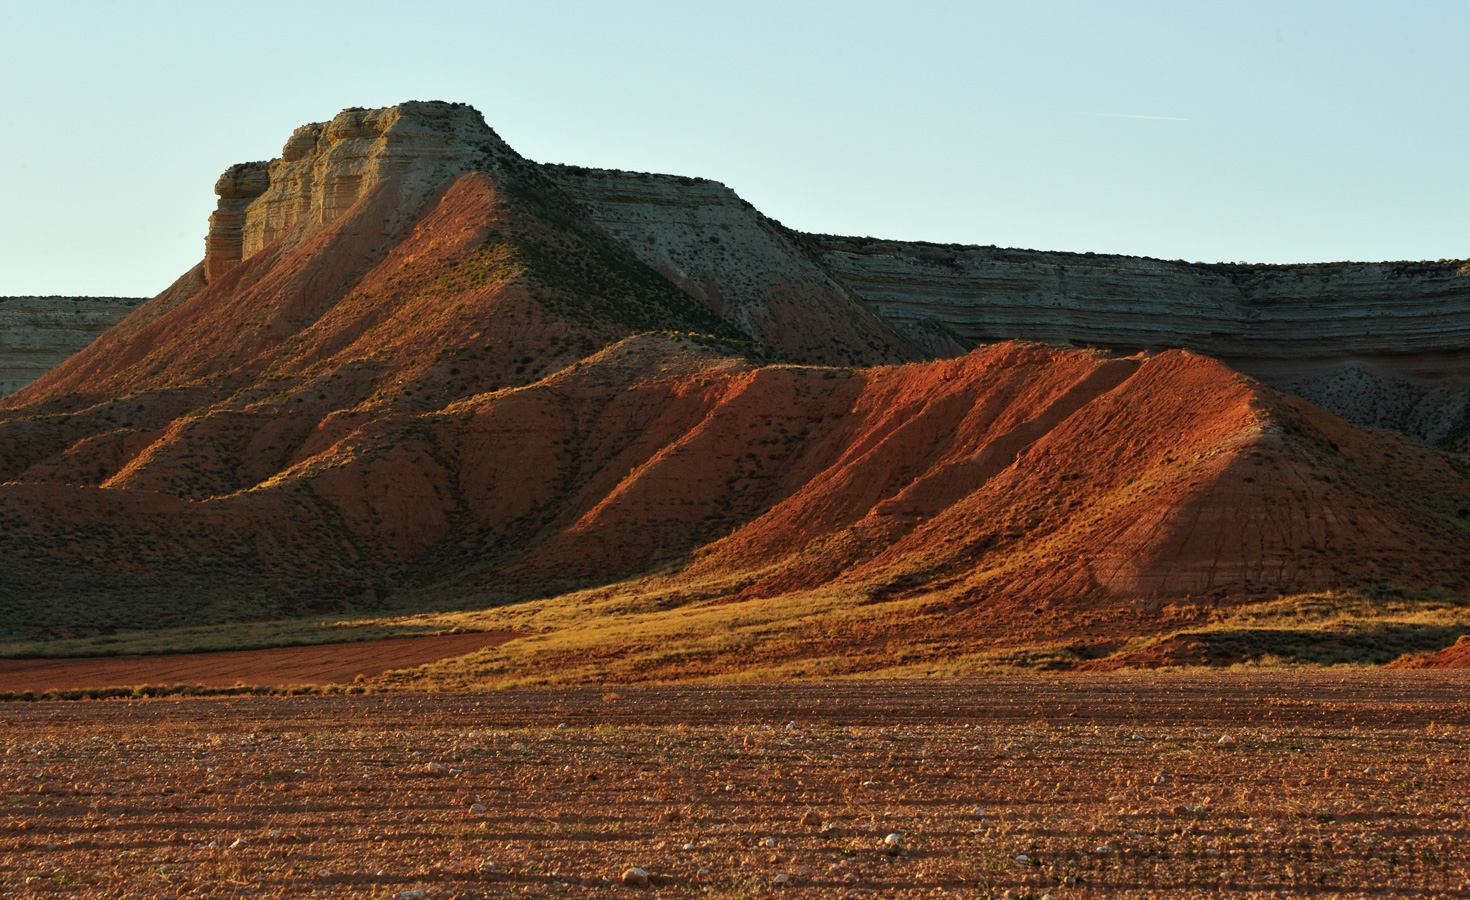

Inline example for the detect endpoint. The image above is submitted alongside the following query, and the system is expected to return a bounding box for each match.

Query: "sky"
[2,1,1468,296]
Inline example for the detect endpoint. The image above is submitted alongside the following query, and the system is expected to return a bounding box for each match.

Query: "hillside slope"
[2,101,1468,678]
[11,118,1470,445]
[811,238,1470,449]
[4,325,1468,649]
[546,170,1470,449]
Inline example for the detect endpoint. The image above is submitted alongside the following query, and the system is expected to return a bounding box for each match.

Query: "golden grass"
[369,577,1470,687]
[370,569,1132,688]
[6,562,1467,686]
[1097,586,1470,668]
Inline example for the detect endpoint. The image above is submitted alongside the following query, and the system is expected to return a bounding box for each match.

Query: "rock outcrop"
[184,102,1470,447]
[203,102,513,283]
[0,297,145,395]
[540,167,1470,446]
[812,240,1470,360]
[204,162,270,282]
[807,239,1470,447]
[547,166,925,365]
[185,102,911,368]
[20,103,1470,444]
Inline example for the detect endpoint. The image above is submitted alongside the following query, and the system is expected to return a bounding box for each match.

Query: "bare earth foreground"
[4,674,1470,899]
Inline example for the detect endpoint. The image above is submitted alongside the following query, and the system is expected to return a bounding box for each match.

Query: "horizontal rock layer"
[204,101,513,284]
[3,99,1470,656]
[0,297,145,395]
[18,103,1470,447]
[814,238,1470,362]
[545,166,922,365]
[546,164,1470,444]
[204,162,269,282]
[808,239,1470,446]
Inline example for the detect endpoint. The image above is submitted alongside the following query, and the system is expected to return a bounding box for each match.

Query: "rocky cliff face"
[0,297,145,395]
[813,239,1470,360]
[204,102,512,283]
[809,238,1470,446]
[16,101,1470,445]
[545,166,923,365]
[204,163,269,281]
[189,103,912,367]
[194,104,1470,441]
[542,166,1470,446]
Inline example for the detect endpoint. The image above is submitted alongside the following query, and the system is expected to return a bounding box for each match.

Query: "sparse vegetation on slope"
[2,101,1467,677]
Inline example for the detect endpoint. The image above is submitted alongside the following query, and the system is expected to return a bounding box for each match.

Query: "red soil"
[1391,634,1470,668]
[0,631,522,694]
[3,325,1469,649]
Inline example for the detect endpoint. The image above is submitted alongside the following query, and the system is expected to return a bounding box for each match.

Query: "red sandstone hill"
[2,102,1469,666]
[1392,635,1470,668]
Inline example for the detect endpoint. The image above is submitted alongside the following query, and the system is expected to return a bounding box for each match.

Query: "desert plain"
[5,674,1470,898]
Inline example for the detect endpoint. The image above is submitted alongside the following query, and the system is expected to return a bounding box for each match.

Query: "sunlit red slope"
[4,328,1469,640]
[2,101,1469,651]
[480,343,1470,606]
[0,167,731,493]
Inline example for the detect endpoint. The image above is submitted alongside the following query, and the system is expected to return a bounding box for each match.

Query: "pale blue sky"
[2,1,1467,296]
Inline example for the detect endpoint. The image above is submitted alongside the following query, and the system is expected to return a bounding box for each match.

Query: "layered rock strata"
[0,297,145,395]
[810,239,1470,445]
[204,162,269,282]
[203,101,511,283]
[3,99,1470,653]
[814,239,1470,361]
[547,166,926,364]
[195,104,921,367]
[542,162,1470,445]
[23,101,1470,446]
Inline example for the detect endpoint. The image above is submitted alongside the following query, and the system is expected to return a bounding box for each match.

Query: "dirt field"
[0,632,524,695]
[4,672,1470,898]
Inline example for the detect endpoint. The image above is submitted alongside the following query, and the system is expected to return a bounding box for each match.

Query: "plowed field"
[4,673,1470,897]
[0,631,522,694]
